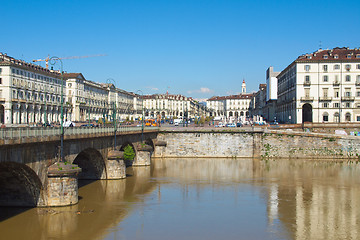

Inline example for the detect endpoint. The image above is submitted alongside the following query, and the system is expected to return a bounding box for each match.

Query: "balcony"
[356,82,360,86]
[303,81,311,86]
[333,81,340,86]
[300,96,314,101]
[319,97,332,101]
[341,96,355,101]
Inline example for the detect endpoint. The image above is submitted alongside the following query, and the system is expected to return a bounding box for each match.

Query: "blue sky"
[2,0,360,99]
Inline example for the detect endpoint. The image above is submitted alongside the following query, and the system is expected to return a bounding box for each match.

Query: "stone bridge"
[2,126,360,208]
[0,126,167,207]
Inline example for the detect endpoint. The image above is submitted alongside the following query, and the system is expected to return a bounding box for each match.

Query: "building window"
[305,88,310,98]
[357,91,360,97]
[346,102,351,108]
[345,64,351,71]
[323,113,329,122]
[347,54,352,59]
[323,88,328,97]
[0,68,2,74]
[357,116,360,121]
[334,55,339,59]
[334,64,340,70]
[334,89,339,98]
[357,64,360,69]
[305,75,310,82]
[345,113,351,121]
[323,102,329,108]
[346,75,351,82]
[323,65,328,72]
[323,55,328,59]
[305,65,311,71]
[345,88,351,97]
[323,75,328,82]
[334,103,339,108]
[0,78,2,84]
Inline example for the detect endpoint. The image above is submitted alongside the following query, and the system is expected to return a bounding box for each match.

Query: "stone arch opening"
[302,103,313,123]
[145,138,155,152]
[0,105,4,124]
[0,162,42,207]
[73,148,106,179]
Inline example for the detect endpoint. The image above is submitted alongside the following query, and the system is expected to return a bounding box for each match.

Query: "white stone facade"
[0,53,142,125]
[276,47,360,124]
[206,80,254,121]
[0,53,66,124]
[143,94,207,119]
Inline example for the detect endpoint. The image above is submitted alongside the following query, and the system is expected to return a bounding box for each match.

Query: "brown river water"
[0,158,360,240]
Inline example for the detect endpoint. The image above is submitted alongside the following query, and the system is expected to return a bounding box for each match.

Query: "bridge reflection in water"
[0,158,359,240]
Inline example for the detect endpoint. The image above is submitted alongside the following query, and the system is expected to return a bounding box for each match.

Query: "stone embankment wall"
[260,130,360,160]
[156,131,255,158]
[155,129,360,160]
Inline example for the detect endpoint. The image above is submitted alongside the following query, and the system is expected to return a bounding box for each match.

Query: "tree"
[123,144,135,160]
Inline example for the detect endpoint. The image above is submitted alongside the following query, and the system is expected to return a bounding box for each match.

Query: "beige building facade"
[276,47,360,124]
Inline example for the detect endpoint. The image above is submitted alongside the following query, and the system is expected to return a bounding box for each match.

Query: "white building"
[276,47,360,123]
[206,80,254,121]
[64,74,142,122]
[0,52,66,124]
[0,53,143,125]
[143,93,207,119]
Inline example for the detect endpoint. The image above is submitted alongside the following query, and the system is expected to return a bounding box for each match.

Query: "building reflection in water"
[257,160,360,240]
[0,158,359,240]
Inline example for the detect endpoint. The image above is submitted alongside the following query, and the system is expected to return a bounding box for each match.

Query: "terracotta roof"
[207,93,254,101]
[296,47,360,62]
[63,73,85,79]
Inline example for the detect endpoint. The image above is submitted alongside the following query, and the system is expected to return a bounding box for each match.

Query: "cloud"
[146,86,159,91]
[187,87,214,94]
[200,87,212,93]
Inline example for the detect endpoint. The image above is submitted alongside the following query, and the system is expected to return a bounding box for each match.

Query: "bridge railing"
[0,126,159,140]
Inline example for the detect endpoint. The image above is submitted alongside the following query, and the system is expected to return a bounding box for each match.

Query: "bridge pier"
[106,150,126,179]
[153,140,167,158]
[46,162,81,207]
[133,144,153,166]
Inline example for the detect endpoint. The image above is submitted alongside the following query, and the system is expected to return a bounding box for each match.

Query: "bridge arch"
[73,148,106,179]
[0,162,42,207]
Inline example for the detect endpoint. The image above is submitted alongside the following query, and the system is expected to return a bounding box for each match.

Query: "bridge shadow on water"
[78,179,98,188]
[0,206,33,222]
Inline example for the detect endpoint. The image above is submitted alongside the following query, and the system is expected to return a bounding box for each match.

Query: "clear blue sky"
[2,0,360,99]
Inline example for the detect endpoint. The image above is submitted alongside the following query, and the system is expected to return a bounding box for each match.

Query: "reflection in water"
[0,158,359,240]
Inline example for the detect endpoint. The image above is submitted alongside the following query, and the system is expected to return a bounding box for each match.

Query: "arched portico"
[302,103,313,123]
[0,105,4,124]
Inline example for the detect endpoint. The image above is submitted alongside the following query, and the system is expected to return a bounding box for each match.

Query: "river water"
[1,158,360,240]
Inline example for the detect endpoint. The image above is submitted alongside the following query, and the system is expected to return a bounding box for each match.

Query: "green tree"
[123,144,135,160]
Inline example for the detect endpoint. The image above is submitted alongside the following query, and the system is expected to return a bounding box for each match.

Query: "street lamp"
[136,90,144,143]
[49,57,64,162]
[107,78,117,150]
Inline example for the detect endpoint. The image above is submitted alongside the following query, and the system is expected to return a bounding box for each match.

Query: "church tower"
[241,79,246,93]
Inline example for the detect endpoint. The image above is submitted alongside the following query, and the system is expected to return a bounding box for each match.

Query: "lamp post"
[49,57,64,162]
[107,78,117,150]
[136,90,144,143]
